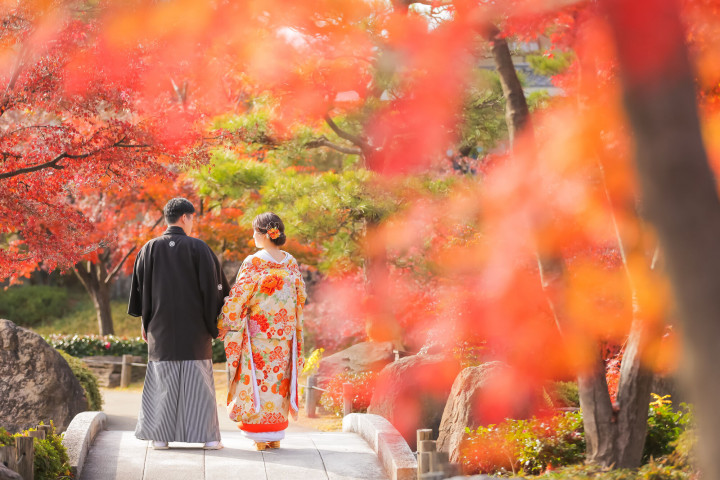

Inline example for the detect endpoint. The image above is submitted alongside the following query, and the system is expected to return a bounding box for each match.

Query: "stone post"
[120,354,132,388]
[342,383,353,416]
[306,374,318,418]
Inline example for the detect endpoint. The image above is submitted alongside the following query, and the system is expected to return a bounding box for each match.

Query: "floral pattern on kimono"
[218,253,306,432]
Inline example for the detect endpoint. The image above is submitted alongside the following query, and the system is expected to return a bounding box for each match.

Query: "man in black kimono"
[128,197,230,450]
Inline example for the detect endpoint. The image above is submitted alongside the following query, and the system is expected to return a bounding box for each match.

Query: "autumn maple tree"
[70,172,192,335]
[0,5,165,283]
[0,2,219,286]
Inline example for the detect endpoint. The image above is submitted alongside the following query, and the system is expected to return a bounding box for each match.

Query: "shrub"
[0,424,72,480]
[0,286,69,327]
[211,339,226,363]
[320,371,378,416]
[56,349,103,411]
[0,427,13,446]
[643,395,692,463]
[302,348,324,376]
[453,339,487,368]
[45,334,227,363]
[547,381,580,408]
[542,462,693,480]
[45,334,148,358]
[461,411,585,475]
[460,396,693,476]
[667,428,697,469]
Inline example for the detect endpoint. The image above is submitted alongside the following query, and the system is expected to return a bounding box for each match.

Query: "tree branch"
[0,139,153,181]
[74,260,98,292]
[105,246,136,285]
[323,114,368,149]
[305,136,363,155]
[0,152,68,180]
[115,142,152,149]
[104,216,165,284]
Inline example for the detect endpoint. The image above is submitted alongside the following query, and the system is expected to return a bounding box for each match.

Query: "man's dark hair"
[164,198,195,224]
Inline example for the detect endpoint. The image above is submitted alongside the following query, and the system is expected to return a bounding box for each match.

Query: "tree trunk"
[91,281,114,336]
[605,1,720,478]
[74,260,115,336]
[615,319,654,467]
[578,352,618,465]
[485,20,652,469]
[486,24,531,147]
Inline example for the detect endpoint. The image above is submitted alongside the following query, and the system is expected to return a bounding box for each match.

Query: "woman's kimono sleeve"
[217,258,258,332]
[294,267,307,372]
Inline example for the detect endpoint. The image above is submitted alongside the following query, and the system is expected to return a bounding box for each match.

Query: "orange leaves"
[104,0,215,48]
[564,258,632,340]
[366,16,476,173]
[604,0,688,86]
[4,0,701,398]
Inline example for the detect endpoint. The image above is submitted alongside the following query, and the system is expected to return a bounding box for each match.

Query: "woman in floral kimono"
[217,212,306,450]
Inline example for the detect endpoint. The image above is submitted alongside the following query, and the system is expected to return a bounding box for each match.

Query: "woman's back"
[239,251,304,341]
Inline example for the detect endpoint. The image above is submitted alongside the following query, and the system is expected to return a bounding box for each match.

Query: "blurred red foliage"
[319,371,379,416]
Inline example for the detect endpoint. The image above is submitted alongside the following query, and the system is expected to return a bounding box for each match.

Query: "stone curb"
[61,411,107,478]
[446,477,522,480]
[343,413,417,480]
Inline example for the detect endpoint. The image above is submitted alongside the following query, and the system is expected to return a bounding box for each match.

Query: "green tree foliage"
[457,69,508,158]
[527,51,575,77]
[194,148,392,273]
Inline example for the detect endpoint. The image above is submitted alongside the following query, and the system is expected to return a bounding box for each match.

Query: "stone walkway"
[80,430,388,480]
[79,390,389,480]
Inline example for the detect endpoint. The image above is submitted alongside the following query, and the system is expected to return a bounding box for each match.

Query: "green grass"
[30,291,141,338]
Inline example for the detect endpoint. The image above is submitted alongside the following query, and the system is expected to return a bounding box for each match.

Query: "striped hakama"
[135,360,221,443]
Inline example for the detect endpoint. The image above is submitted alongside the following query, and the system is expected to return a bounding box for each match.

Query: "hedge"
[0,286,69,327]
[46,334,227,364]
[56,349,103,411]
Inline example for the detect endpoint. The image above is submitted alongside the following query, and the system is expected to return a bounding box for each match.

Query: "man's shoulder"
[186,236,216,255]
[186,236,210,246]
[139,236,160,252]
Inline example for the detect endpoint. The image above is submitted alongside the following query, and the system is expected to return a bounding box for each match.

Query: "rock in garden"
[0,464,22,480]
[368,353,460,450]
[436,362,513,462]
[0,319,88,433]
[317,341,395,386]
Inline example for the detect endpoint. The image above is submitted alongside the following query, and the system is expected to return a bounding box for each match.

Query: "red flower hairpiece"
[267,227,280,239]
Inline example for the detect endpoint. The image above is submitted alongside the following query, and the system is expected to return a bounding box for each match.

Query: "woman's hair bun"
[272,231,287,246]
[253,212,286,246]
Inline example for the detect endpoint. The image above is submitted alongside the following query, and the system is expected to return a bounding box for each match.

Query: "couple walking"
[127,198,306,451]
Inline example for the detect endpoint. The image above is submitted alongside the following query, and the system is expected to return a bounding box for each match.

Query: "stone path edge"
[61,411,107,478]
[342,413,417,480]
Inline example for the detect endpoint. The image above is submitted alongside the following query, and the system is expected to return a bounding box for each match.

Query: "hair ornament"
[267,227,280,240]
